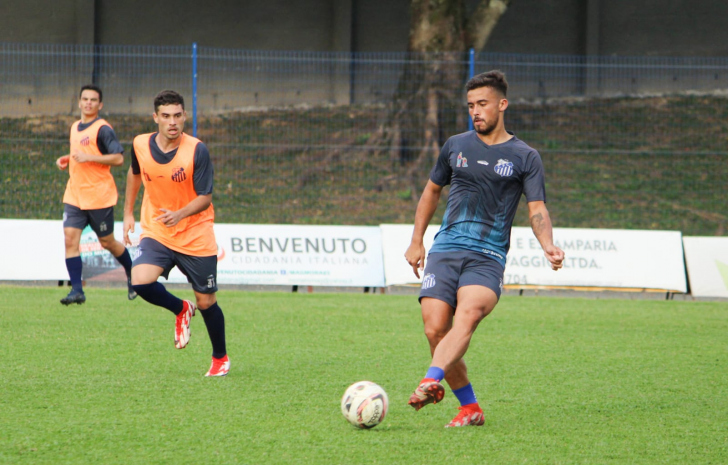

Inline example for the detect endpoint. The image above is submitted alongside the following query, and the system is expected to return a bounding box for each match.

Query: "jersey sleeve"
[97,126,124,155]
[522,150,546,202]
[130,144,141,175]
[193,143,214,196]
[429,139,453,187]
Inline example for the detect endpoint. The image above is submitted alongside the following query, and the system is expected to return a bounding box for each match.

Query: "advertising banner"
[379,224,437,286]
[212,224,385,287]
[682,237,728,298]
[0,219,67,280]
[381,225,687,292]
[0,221,385,287]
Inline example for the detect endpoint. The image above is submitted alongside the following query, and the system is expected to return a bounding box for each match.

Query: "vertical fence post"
[192,42,198,137]
[468,47,475,131]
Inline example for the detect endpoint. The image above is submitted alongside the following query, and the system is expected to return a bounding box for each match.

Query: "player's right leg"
[60,204,87,305]
[408,252,464,410]
[408,297,451,410]
[130,238,192,348]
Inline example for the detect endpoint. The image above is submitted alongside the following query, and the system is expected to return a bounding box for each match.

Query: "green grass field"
[1,286,726,464]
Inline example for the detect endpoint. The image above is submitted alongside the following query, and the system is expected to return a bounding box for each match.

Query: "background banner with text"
[381,225,687,292]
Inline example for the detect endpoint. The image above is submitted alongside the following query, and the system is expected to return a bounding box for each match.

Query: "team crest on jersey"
[80,136,90,146]
[171,167,187,182]
[494,159,514,177]
[456,152,468,168]
[422,273,436,290]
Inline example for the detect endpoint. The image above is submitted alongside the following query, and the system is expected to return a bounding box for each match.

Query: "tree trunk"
[378,0,512,199]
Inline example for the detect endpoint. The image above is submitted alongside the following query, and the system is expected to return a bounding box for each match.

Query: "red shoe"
[407,379,445,411]
[174,300,196,349]
[445,404,485,428]
[205,355,230,377]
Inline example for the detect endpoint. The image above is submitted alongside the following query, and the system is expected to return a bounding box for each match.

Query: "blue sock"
[132,282,183,315]
[65,257,83,292]
[453,383,478,406]
[114,248,133,277]
[199,302,226,359]
[425,366,445,382]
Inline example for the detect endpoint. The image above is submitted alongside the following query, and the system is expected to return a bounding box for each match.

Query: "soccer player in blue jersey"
[404,70,565,427]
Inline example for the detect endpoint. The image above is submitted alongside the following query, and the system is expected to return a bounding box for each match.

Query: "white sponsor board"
[682,237,728,298]
[380,224,437,286]
[211,224,385,287]
[0,219,68,280]
[507,227,686,291]
[381,225,687,292]
[0,220,385,287]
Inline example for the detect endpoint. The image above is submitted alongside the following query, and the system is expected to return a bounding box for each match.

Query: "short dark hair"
[465,70,508,97]
[154,90,185,112]
[80,84,103,102]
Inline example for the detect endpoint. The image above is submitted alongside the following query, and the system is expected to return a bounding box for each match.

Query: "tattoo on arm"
[530,212,545,234]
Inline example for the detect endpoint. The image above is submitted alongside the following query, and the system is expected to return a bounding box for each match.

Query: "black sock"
[65,257,83,292]
[199,302,226,359]
[114,248,133,277]
[132,282,184,315]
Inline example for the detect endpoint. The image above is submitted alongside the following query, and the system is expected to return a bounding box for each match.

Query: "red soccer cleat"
[205,355,230,377]
[445,404,485,428]
[174,300,196,349]
[408,379,445,411]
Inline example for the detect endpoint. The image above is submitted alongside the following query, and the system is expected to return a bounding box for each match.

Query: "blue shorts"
[133,237,219,294]
[419,251,504,309]
[63,203,115,238]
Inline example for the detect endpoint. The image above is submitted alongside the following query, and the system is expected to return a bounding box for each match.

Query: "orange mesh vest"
[62,119,118,209]
[133,133,216,256]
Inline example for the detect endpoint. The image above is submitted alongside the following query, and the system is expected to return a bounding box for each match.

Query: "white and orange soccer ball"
[341,381,389,429]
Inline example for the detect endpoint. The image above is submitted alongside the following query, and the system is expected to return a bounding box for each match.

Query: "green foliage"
[1,94,726,234]
[0,286,727,464]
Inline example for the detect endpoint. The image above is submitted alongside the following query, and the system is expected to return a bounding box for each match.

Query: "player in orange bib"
[123,90,228,377]
[55,84,136,306]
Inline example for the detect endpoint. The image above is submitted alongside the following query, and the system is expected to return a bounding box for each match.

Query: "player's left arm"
[527,201,564,271]
[71,126,124,166]
[523,149,563,271]
[154,142,213,227]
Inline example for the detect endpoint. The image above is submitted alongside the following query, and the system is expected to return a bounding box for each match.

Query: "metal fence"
[1,43,726,235]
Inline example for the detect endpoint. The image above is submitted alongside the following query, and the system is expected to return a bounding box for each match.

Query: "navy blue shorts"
[133,237,218,294]
[419,251,504,309]
[63,203,115,238]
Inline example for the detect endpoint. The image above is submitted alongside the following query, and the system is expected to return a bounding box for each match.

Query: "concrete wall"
[3,0,728,57]
[0,0,94,45]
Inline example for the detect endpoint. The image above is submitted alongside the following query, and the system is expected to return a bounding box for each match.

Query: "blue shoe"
[61,289,86,306]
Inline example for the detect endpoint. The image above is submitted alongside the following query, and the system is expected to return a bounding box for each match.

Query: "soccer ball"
[341,381,389,429]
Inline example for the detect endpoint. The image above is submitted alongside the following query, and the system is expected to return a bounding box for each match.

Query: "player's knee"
[195,293,217,310]
[97,235,116,250]
[457,305,491,327]
[423,325,449,344]
[132,282,156,301]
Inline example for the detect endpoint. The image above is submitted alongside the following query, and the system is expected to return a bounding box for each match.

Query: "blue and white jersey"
[428,130,546,268]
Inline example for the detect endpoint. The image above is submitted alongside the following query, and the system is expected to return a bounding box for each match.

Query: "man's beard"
[474,119,497,135]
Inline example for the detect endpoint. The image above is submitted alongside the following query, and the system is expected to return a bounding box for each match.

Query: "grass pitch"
[0,286,726,464]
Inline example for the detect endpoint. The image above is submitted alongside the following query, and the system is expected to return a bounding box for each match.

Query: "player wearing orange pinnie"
[55,84,136,306]
[123,90,228,377]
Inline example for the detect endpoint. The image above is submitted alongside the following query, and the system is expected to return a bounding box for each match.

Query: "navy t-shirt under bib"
[428,130,546,268]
